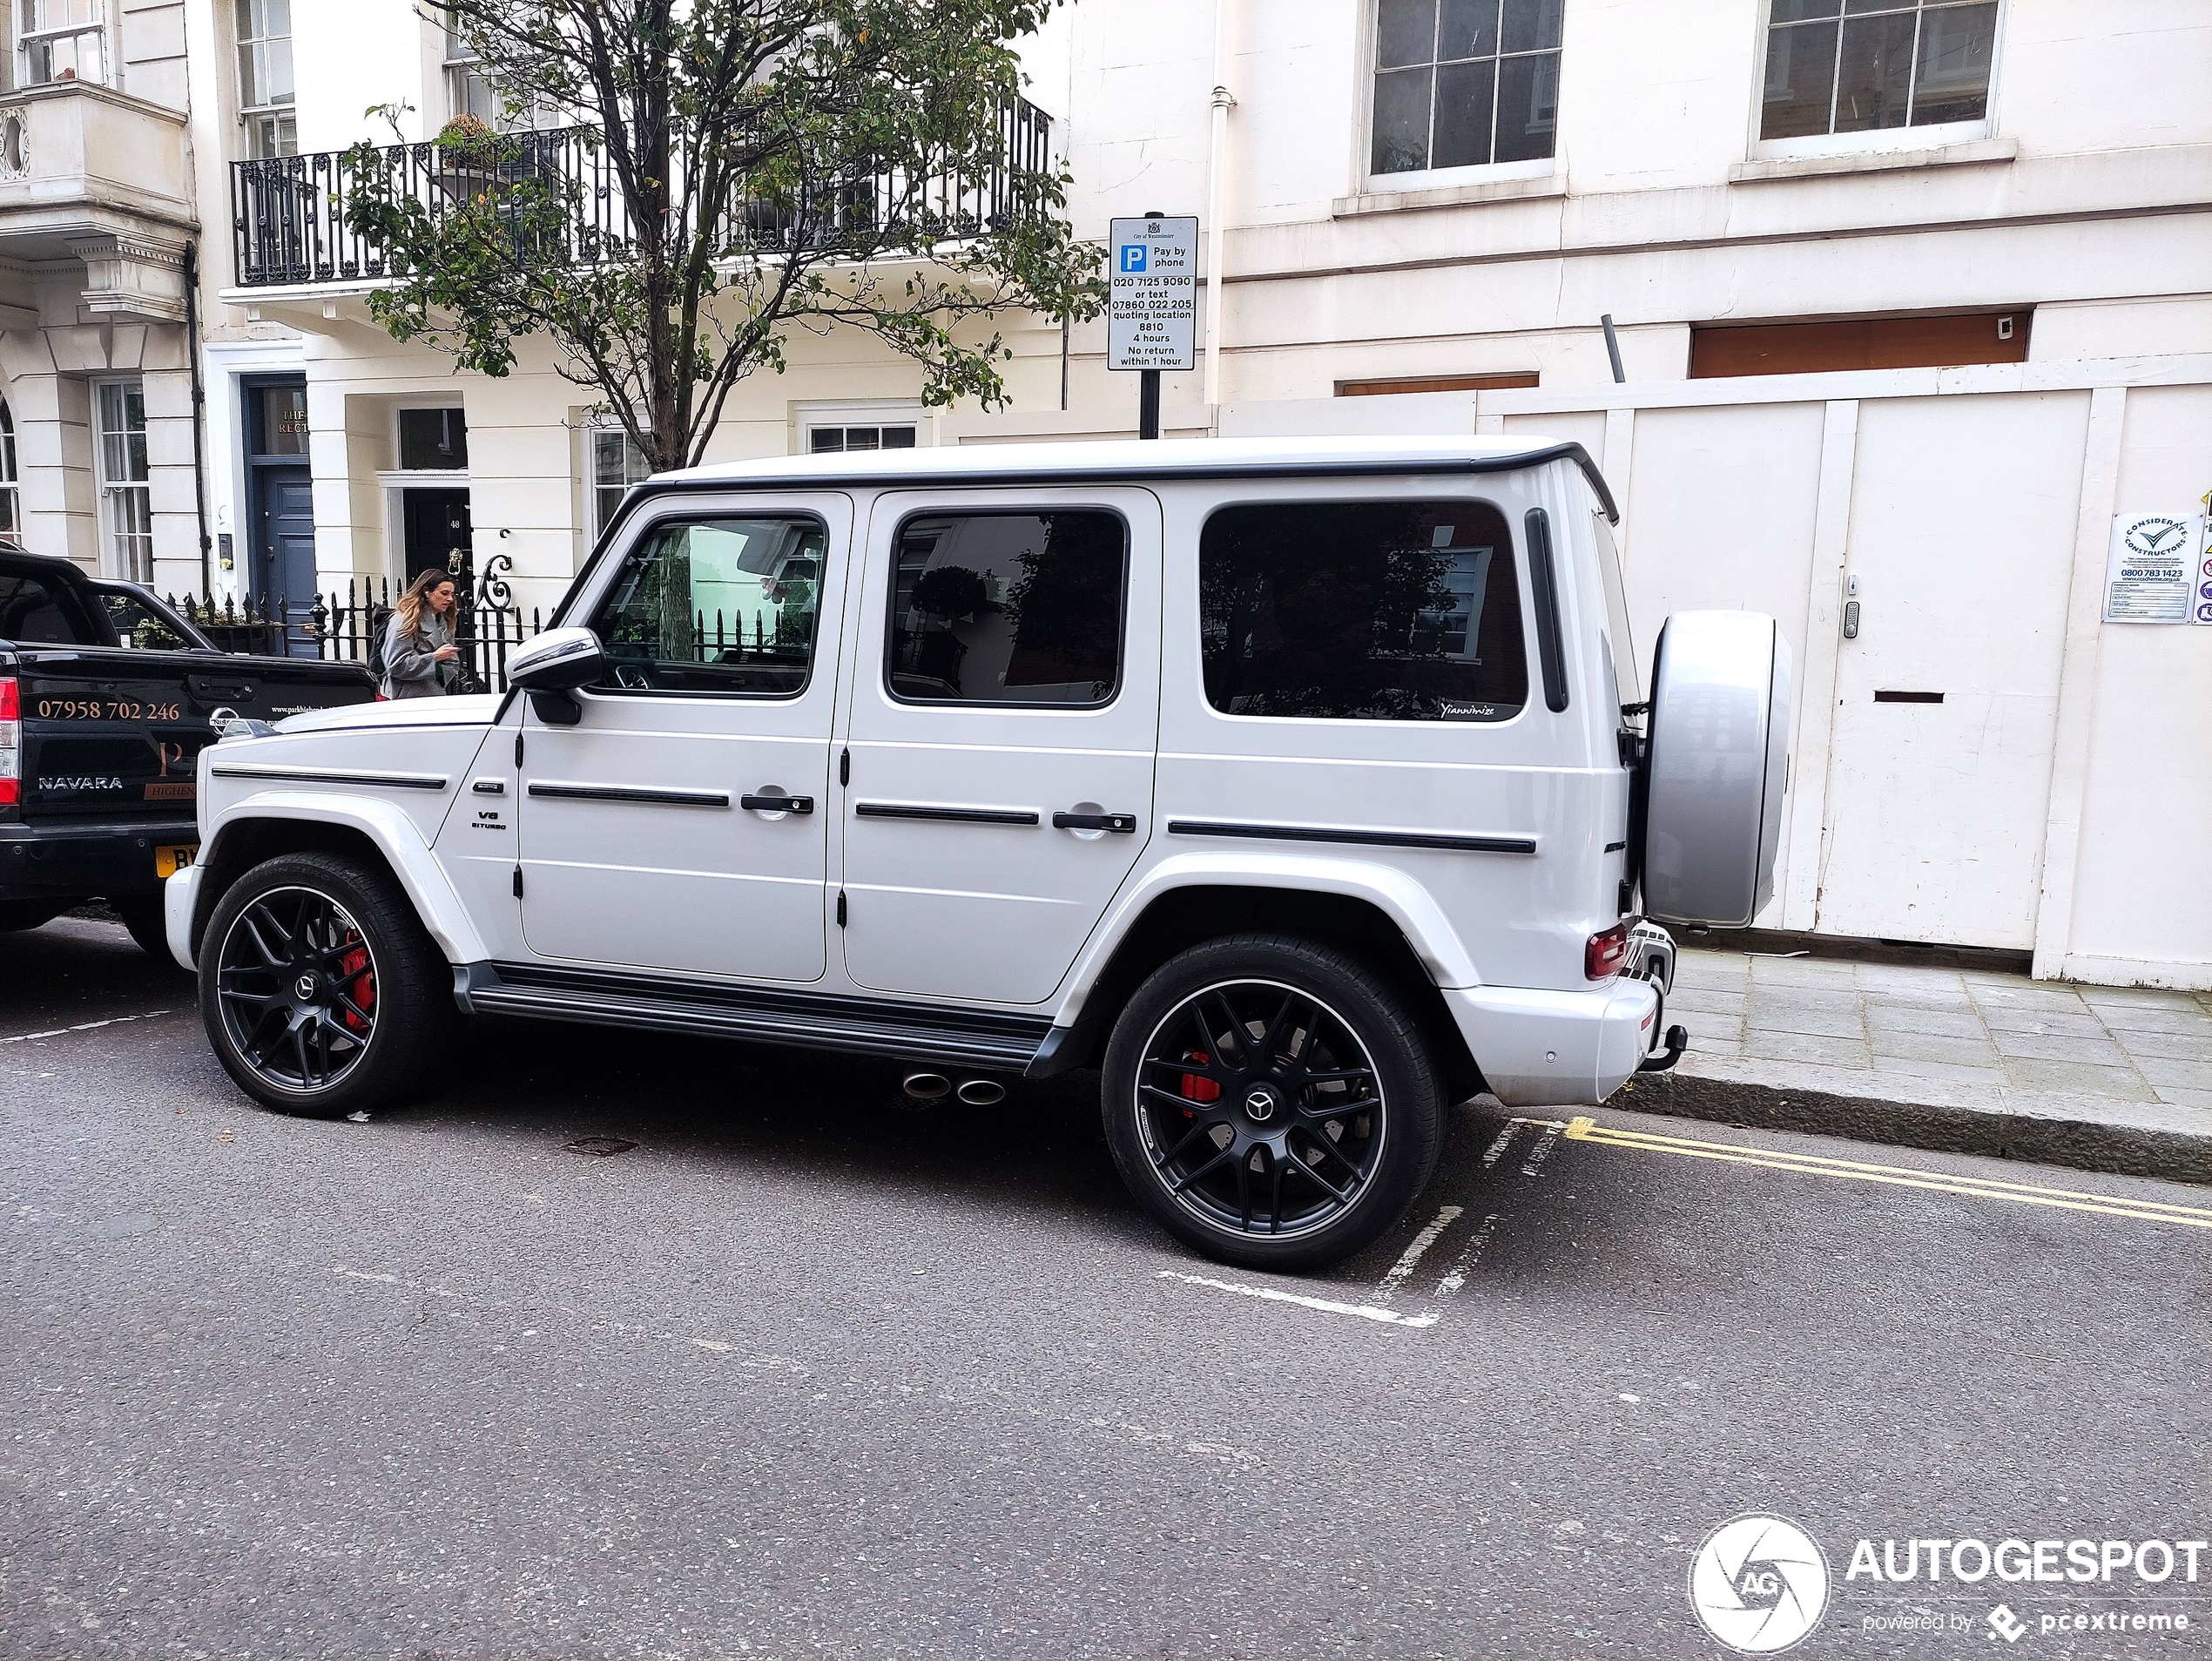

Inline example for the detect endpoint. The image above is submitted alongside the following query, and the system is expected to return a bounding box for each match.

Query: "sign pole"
[1108,210,1197,443]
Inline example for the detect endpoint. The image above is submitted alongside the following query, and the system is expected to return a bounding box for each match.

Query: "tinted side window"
[98,590,194,651]
[1199,500,1527,722]
[591,516,826,697]
[888,511,1125,706]
[0,573,99,645]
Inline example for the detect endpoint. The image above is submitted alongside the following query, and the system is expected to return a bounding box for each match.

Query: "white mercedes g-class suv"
[168,436,1790,1271]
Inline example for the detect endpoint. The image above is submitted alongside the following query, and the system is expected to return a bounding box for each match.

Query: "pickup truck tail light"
[1585,919,1632,981]
[0,676,17,807]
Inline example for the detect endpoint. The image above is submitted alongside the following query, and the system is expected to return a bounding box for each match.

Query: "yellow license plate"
[155,844,198,879]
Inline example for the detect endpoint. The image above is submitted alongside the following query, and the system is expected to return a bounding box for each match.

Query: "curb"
[1614,1068,2212,1188]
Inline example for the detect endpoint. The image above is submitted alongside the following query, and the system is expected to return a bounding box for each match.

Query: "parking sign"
[1108,215,1197,373]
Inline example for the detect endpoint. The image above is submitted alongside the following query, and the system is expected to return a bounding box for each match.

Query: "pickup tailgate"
[9,647,374,821]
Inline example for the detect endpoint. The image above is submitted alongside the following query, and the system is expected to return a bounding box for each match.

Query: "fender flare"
[1053,849,1483,1027]
[196,790,489,965]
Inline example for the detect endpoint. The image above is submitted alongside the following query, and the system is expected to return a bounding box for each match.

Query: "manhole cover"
[563,1136,637,1158]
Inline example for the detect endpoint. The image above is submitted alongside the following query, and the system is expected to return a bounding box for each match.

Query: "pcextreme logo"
[1689,1514,1831,1654]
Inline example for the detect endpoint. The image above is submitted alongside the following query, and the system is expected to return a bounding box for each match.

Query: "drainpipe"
[183,243,212,598]
[1202,1,1236,414]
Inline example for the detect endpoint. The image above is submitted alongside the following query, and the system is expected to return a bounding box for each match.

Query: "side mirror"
[507,626,604,726]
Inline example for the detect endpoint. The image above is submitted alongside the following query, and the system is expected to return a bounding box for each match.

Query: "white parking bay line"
[1429,1212,1501,1302]
[1154,1269,1441,1329]
[1371,1204,1463,1303]
[1,1009,174,1045]
[1480,1122,1521,1168]
[1519,1119,1566,1178]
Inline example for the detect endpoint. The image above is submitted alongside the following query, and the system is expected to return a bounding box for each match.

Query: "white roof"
[661,432,1586,487]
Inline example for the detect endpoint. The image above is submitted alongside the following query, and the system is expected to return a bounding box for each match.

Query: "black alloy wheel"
[213,885,381,1094]
[1136,979,1386,1240]
[1103,934,1446,1272]
[198,852,458,1117]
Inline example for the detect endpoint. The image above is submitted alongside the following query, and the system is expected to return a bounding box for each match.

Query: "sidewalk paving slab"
[1608,948,2212,1186]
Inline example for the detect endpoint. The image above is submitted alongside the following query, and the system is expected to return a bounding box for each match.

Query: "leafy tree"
[343,1,1105,474]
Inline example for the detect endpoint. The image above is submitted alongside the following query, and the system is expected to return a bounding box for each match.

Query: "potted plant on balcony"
[431,113,507,206]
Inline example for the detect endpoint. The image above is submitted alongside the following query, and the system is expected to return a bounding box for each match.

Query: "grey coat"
[382,607,460,699]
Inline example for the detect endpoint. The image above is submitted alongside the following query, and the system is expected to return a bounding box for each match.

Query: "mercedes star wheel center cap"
[296,975,318,1001]
[1244,1085,1278,1122]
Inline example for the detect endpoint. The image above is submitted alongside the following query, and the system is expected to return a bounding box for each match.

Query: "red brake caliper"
[1179,1052,1221,1114]
[338,939,375,1034]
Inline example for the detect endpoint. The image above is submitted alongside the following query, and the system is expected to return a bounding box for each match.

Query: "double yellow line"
[1563,1116,2212,1232]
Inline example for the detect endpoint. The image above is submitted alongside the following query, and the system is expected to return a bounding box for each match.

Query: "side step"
[452,961,1054,1073]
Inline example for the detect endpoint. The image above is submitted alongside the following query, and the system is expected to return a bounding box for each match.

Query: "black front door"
[403,489,473,591]
[242,375,316,658]
[253,466,318,657]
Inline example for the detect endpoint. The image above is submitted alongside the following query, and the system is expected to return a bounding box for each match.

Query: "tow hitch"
[1639,1023,1689,1072]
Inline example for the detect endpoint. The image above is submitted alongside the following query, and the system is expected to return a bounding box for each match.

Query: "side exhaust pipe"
[955,1078,1005,1106]
[901,1072,952,1102]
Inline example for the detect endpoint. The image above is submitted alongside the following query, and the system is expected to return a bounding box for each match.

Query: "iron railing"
[230,100,1055,288]
[169,555,542,691]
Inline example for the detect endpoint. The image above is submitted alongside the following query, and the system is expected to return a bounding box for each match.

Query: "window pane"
[261,386,307,455]
[1834,10,1916,131]
[263,37,293,102]
[1768,0,1840,18]
[1912,1,1994,124]
[1432,59,1496,168]
[1376,0,1438,70]
[1760,20,1839,138]
[592,430,625,487]
[1499,0,1561,54]
[810,428,845,453]
[1438,0,1498,60]
[1841,0,1914,11]
[1200,501,1528,722]
[595,517,826,697]
[1371,66,1433,173]
[0,488,18,537]
[889,511,1125,706]
[27,0,105,27]
[880,427,917,449]
[398,408,469,469]
[1493,50,1558,160]
[248,111,297,158]
[98,381,149,483]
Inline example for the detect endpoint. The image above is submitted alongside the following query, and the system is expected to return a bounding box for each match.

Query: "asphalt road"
[4,918,2209,1660]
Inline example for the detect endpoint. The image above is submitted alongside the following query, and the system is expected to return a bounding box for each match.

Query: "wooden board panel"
[1690,312,2030,378]
[1337,372,1541,395]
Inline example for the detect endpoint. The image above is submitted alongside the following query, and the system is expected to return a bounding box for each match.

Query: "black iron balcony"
[228,99,1055,290]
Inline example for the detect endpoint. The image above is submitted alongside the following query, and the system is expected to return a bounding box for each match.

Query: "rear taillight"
[0,676,17,807]
[1585,920,1632,981]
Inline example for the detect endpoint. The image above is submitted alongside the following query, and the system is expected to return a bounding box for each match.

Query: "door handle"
[741,793,814,814]
[1052,811,1137,834]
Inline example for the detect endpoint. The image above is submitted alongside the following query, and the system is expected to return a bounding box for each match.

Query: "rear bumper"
[1444,976,1662,1109]
[0,817,198,901]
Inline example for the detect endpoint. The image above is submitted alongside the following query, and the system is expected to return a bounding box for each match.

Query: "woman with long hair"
[382,568,462,699]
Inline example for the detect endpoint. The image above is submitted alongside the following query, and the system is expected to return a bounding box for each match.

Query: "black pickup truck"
[1,547,377,956]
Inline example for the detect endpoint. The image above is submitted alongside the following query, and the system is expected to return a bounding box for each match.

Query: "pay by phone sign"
[1108,215,1197,373]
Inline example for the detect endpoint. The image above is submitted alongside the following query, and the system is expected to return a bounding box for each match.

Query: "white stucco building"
[2,0,2207,983]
